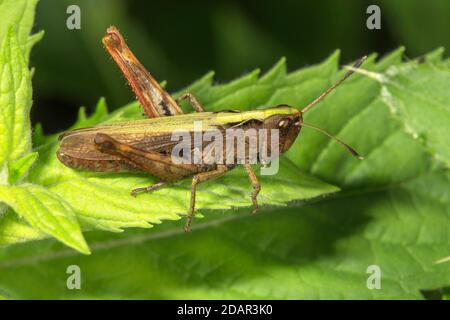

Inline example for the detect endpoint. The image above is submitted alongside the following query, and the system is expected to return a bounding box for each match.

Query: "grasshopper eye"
[278,119,290,128]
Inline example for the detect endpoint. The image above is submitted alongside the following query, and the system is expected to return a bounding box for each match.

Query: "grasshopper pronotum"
[57,26,365,231]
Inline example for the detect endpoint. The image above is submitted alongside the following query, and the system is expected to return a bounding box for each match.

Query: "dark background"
[30,0,450,134]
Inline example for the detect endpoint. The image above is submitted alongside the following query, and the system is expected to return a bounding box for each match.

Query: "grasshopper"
[57,26,365,232]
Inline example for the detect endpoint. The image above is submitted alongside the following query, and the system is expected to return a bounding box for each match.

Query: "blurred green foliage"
[31,0,449,133]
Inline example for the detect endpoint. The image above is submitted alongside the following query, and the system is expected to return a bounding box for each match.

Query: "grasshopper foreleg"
[244,164,261,214]
[186,165,228,232]
[131,181,168,197]
[176,92,206,112]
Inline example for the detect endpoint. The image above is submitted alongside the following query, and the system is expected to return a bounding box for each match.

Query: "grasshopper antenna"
[301,122,364,160]
[302,56,367,113]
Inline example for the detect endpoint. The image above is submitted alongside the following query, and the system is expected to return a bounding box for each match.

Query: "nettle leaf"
[0,0,39,54]
[0,28,33,169]
[0,0,41,171]
[0,210,44,246]
[0,169,448,299]
[0,184,89,254]
[0,48,449,299]
[381,53,450,167]
[8,152,38,185]
[0,0,42,173]
[0,1,88,253]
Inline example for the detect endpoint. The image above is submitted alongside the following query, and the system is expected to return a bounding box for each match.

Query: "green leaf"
[0,0,42,65]
[381,59,450,167]
[0,210,44,246]
[0,28,33,169]
[0,0,41,177]
[8,152,38,184]
[0,0,86,253]
[0,169,448,299]
[0,184,89,254]
[0,48,449,299]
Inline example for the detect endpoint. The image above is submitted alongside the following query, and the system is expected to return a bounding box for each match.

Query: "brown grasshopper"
[57,26,365,231]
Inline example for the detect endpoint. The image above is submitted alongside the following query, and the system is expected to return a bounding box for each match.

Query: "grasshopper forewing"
[58,26,366,232]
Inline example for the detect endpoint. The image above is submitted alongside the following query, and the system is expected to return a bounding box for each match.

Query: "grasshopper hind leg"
[244,164,261,214]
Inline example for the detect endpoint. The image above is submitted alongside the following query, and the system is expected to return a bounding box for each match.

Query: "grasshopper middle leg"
[186,165,229,232]
[244,164,261,214]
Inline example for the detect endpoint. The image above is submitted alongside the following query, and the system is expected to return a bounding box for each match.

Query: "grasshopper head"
[263,105,303,154]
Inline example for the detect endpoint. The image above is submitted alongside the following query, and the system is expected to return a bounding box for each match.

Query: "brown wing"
[58,128,218,159]
[57,117,269,173]
[57,125,232,173]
